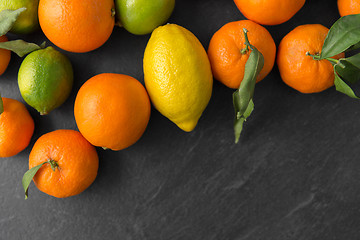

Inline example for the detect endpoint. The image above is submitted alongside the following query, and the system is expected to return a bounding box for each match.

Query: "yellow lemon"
[143,24,213,132]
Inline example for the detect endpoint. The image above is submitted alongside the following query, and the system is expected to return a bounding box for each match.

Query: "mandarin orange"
[277,24,345,93]
[74,73,151,151]
[234,0,306,25]
[208,20,276,89]
[0,36,11,76]
[0,97,34,158]
[29,129,99,198]
[38,0,115,53]
[338,0,360,16]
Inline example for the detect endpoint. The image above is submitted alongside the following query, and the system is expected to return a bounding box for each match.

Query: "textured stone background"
[1,0,360,239]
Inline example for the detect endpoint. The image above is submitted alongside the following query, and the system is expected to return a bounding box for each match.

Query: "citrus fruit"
[29,129,98,198]
[0,0,40,34]
[74,73,151,151]
[143,24,213,132]
[207,20,276,89]
[338,0,360,16]
[277,24,345,94]
[38,0,115,53]
[115,0,175,35]
[234,0,306,25]
[18,46,73,115]
[0,97,34,158]
[0,36,11,76]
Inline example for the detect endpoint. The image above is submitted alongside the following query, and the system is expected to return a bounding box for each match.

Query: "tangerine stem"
[240,46,248,54]
[240,28,251,54]
[306,52,319,60]
[325,57,340,66]
[243,28,251,49]
[47,159,59,172]
[306,52,341,66]
[111,8,116,17]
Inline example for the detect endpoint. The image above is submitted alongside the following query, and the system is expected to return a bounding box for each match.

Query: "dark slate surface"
[1,0,360,239]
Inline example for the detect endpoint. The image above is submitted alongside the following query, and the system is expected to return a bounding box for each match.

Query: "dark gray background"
[1,0,360,239]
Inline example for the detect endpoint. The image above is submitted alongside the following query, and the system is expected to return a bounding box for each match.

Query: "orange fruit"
[234,0,306,25]
[338,0,360,16]
[38,0,115,53]
[74,73,151,151]
[29,129,99,198]
[277,24,345,94]
[0,36,11,76]
[0,97,34,158]
[207,20,276,89]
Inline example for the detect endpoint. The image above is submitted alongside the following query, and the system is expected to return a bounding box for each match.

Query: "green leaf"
[335,54,360,84]
[348,42,360,52]
[233,28,264,143]
[233,98,254,143]
[334,72,360,99]
[22,162,46,199]
[0,8,26,36]
[320,14,360,59]
[40,41,46,48]
[0,40,42,57]
[345,53,360,67]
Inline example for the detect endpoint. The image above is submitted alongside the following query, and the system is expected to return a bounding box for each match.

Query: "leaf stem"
[240,28,252,54]
[306,51,344,66]
[240,46,248,54]
[325,57,341,66]
[47,159,59,172]
[306,52,320,60]
[243,28,253,50]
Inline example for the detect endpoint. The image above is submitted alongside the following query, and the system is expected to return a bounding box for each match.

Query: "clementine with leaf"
[277,24,345,94]
[24,130,98,198]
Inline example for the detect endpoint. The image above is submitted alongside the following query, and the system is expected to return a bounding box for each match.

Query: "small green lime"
[115,0,175,35]
[18,47,73,115]
[0,0,40,34]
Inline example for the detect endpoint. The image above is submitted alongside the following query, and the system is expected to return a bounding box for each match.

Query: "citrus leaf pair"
[319,14,360,98]
[320,14,360,59]
[233,28,264,143]
[334,54,360,99]
[336,55,360,84]
[0,9,45,57]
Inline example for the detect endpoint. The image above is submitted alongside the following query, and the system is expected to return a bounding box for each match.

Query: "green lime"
[18,47,73,115]
[0,0,40,34]
[115,0,175,35]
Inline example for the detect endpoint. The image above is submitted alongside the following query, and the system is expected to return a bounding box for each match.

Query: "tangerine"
[0,36,11,76]
[207,20,276,89]
[234,0,306,25]
[338,0,360,16]
[0,97,34,158]
[29,129,99,198]
[38,0,115,53]
[74,73,151,151]
[277,24,345,94]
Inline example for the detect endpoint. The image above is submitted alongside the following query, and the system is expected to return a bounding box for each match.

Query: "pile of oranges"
[0,0,359,199]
